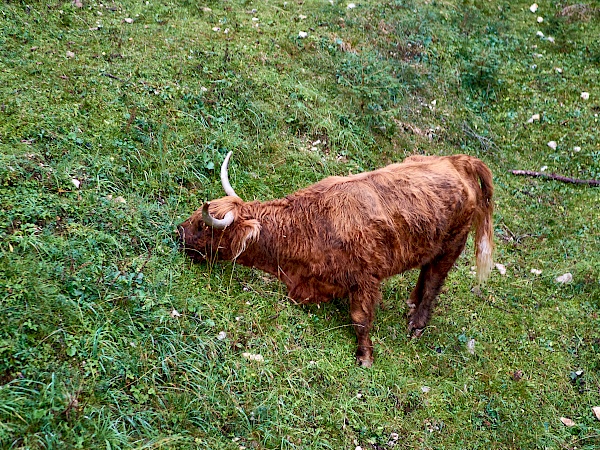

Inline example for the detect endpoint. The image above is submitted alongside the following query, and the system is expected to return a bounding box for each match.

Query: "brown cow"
[178,152,494,367]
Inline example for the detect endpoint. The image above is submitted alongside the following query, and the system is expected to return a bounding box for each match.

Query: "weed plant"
[0,0,599,448]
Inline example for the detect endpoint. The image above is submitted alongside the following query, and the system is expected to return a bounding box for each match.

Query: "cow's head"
[178,152,261,262]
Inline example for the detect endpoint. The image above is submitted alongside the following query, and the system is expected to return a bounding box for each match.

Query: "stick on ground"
[511,170,600,186]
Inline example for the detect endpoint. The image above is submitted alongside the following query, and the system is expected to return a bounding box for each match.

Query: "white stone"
[467,339,476,354]
[556,273,573,284]
[242,352,264,362]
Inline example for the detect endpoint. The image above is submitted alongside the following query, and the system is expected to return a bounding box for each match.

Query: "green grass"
[1,0,599,448]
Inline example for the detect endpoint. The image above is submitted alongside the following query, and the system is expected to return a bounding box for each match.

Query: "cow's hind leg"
[349,280,381,368]
[406,269,426,320]
[408,233,469,337]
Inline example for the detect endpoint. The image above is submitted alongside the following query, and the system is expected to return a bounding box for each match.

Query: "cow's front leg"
[349,281,381,368]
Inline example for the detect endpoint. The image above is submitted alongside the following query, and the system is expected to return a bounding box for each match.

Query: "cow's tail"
[472,159,494,284]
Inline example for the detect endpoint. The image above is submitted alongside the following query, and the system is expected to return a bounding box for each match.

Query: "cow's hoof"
[408,321,425,338]
[356,356,373,368]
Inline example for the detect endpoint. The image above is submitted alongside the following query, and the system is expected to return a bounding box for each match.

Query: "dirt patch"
[557,4,599,22]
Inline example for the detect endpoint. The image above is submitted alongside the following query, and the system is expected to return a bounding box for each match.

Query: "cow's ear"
[230,219,261,259]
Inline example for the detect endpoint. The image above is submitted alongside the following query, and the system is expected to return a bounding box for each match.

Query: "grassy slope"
[1,0,599,448]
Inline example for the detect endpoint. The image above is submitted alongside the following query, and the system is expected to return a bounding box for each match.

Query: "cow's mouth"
[176,227,206,261]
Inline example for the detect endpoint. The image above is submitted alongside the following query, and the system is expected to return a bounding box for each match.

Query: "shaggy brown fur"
[178,154,494,367]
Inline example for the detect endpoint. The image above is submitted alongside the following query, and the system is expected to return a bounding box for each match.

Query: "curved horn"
[202,202,235,229]
[221,151,239,198]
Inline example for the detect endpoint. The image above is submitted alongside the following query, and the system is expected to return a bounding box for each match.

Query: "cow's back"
[286,155,482,276]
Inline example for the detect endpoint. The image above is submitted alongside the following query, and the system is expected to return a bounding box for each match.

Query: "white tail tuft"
[476,232,493,284]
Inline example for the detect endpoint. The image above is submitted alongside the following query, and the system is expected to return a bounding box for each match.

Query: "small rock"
[421,386,431,393]
[495,263,507,275]
[217,331,227,340]
[347,3,357,9]
[530,4,538,13]
[592,406,600,421]
[298,31,308,38]
[66,51,75,58]
[170,309,181,318]
[124,18,134,24]
[547,141,557,150]
[530,268,542,275]
[555,273,573,284]
[71,178,81,188]
[560,417,576,427]
[536,31,544,38]
[581,92,590,100]
[573,146,581,152]
[467,339,476,354]
[537,16,543,23]
[242,352,264,362]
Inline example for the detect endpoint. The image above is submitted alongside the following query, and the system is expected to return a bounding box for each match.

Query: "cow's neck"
[235,198,296,279]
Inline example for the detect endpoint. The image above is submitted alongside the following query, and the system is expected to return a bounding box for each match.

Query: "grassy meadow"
[1,0,599,448]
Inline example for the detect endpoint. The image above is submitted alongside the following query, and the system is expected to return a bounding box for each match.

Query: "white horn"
[202,202,234,229]
[221,151,239,198]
